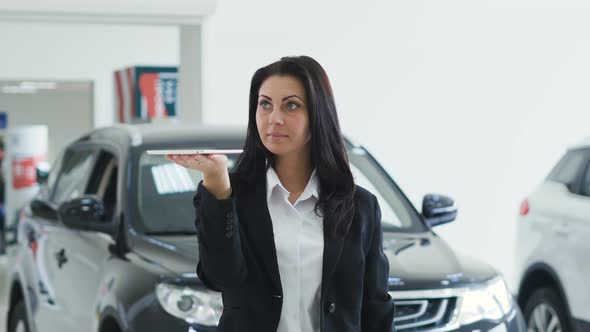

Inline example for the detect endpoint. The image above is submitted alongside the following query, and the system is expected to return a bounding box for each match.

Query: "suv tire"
[8,300,30,332]
[524,287,572,332]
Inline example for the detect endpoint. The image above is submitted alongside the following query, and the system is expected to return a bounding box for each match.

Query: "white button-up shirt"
[266,166,324,332]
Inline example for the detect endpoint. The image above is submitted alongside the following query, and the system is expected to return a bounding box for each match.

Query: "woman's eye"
[259,101,271,109]
[286,102,299,110]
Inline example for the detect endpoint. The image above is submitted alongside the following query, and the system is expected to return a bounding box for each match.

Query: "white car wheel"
[524,287,571,332]
[527,303,562,332]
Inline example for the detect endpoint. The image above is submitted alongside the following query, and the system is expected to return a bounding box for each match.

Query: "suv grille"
[393,297,458,331]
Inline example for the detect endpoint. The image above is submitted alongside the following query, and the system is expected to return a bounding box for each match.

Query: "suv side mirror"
[31,198,58,220]
[422,194,458,228]
[57,195,116,235]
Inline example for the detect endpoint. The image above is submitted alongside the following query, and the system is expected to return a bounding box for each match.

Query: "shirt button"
[328,303,336,314]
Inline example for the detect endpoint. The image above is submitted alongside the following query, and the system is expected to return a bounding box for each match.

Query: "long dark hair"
[231,56,355,238]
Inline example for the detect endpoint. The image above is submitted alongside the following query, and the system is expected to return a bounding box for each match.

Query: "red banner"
[12,155,46,190]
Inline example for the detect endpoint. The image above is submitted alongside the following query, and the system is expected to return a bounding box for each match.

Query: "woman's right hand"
[166,154,231,198]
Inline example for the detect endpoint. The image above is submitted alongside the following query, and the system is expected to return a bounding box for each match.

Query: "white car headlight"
[458,276,513,325]
[156,283,223,326]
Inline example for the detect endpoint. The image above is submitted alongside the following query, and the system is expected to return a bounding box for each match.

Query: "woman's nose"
[268,108,284,125]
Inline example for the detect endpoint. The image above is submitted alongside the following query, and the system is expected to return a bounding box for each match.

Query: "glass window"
[86,151,118,221]
[137,146,424,234]
[51,149,96,205]
[46,150,65,194]
[580,162,590,197]
[137,153,239,234]
[348,148,422,231]
[547,150,587,187]
[350,162,404,228]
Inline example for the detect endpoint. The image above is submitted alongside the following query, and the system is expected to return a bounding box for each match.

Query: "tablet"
[147,149,243,155]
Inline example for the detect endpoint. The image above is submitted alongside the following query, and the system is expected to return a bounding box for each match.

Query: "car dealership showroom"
[0,0,589,332]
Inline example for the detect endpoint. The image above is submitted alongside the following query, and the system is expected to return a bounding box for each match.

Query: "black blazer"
[193,172,396,332]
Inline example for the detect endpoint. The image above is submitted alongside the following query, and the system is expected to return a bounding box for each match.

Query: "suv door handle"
[55,248,68,268]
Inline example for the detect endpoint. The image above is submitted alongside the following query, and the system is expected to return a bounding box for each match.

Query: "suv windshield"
[136,145,426,234]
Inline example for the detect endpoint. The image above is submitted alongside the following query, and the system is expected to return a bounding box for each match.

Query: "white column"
[4,125,48,228]
[177,25,203,124]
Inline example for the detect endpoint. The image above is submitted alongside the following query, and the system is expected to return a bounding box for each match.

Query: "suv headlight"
[458,276,513,325]
[156,283,222,326]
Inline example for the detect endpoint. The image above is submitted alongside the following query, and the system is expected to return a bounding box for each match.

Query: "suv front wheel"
[524,287,571,332]
[8,299,30,332]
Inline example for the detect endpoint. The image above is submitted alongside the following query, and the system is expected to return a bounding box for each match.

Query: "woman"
[168,56,395,332]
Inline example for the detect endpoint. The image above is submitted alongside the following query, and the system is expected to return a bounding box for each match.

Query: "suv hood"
[133,234,201,277]
[384,232,498,291]
[138,232,498,291]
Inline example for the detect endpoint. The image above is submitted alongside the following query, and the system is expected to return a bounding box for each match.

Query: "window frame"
[546,148,590,194]
[131,141,427,235]
[577,149,590,197]
[49,141,123,222]
[49,144,98,206]
[85,147,121,223]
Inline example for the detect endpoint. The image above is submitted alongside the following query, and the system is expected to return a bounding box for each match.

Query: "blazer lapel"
[237,175,283,295]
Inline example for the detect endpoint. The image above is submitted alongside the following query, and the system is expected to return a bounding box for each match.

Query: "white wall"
[202,0,590,288]
[0,21,179,127]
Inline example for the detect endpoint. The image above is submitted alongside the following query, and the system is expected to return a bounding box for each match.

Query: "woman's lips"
[268,133,288,141]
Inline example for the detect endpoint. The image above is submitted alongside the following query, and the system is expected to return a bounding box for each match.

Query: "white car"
[515,138,590,332]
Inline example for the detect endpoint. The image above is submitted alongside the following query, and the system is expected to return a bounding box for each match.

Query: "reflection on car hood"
[141,232,498,291]
[383,232,497,291]
[134,235,200,276]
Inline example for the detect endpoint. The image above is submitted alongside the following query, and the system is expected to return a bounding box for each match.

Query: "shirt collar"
[266,166,319,204]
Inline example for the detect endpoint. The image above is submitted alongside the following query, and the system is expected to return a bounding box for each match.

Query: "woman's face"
[256,75,310,158]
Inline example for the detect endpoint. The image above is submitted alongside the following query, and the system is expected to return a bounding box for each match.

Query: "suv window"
[46,150,65,195]
[580,159,590,197]
[136,146,425,234]
[137,154,238,234]
[547,150,588,190]
[51,148,96,205]
[86,150,118,221]
[348,149,417,230]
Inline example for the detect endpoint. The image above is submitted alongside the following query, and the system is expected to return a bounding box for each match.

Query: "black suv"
[2,124,525,332]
